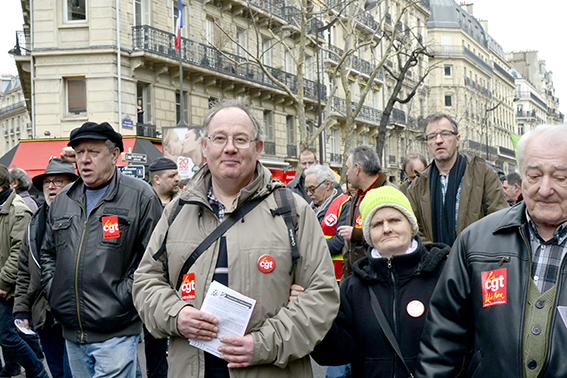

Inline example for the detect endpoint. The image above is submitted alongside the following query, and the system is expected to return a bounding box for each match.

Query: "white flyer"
[558,306,567,329]
[14,319,36,335]
[189,281,257,358]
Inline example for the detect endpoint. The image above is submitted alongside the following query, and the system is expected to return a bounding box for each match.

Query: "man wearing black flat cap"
[41,121,163,378]
[149,157,180,206]
[14,158,77,378]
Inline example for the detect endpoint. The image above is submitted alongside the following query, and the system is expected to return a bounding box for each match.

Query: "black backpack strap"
[174,193,270,291]
[152,198,195,261]
[368,286,414,378]
[271,188,300,275]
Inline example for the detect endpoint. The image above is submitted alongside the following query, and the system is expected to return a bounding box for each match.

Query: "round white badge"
[406,300,425,318]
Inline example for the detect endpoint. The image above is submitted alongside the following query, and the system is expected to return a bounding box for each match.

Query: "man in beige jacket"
[133,97,339,378]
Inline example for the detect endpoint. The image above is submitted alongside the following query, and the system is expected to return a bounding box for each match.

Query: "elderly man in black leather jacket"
[416,123,567,378]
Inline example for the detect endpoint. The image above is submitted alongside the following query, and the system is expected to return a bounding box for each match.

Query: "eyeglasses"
[306,181,325,193]
[424,130,457,142]
[43,178,67,188]
[205,134,255,149]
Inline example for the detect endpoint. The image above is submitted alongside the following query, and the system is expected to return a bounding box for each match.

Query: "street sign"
[122,115,134,129]
[118,165,145,179]
[122,152,148,164]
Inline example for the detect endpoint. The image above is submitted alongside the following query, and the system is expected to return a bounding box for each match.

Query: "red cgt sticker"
[181,273,195,300]
[355,214,363,228]
[482,268,507,308]
[102,216,120,239]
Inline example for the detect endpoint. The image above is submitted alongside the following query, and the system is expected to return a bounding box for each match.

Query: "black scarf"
[430,153,467,245]
[0,188,12,208]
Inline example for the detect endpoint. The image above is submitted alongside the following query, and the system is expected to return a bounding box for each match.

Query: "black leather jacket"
[416,202,567,378]
[41,170,162,343]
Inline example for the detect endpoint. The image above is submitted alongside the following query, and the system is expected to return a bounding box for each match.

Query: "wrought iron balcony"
[391,108,406,124]
[264,141,276,155]
[0,101,26,116]
[246,0,286,20]
[325,44,384,81]
[464,77,492,99]
[132,25,326,102]
[287,144,297,158]
[330,153,342,163]
[331,96,382,125]
[498,146,515,158]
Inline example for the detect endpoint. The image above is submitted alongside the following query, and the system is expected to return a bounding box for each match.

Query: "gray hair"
[104,139,118,152]
[422,112,459,135]
[202,97,264,141]
[517,124,567,168]
[402,153,427,172]
[304,164,337,185]
[9,167,33,191]
[348,145,381,175]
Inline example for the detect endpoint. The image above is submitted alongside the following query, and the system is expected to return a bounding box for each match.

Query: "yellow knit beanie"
[359,186,418,246]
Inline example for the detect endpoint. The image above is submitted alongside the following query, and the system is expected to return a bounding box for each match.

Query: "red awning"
[0,137,162,181]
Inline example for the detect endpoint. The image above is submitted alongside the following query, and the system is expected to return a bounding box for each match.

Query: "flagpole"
[176,1,187,127]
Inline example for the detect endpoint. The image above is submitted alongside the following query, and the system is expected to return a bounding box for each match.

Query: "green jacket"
[0,190,32,299]
[407,154,507,244]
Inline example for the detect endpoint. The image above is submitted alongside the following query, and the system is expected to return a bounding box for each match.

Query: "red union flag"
[102,216,120,239]
[181,273,195,300]
[481,268,507,308]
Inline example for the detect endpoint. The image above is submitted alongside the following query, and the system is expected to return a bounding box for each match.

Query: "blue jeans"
[66,335,140,378]
[0,298,48,377]
[37,319,72,378]
[326,364,351,378]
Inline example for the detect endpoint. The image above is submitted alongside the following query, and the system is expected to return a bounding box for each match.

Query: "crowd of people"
[0,98,565,378]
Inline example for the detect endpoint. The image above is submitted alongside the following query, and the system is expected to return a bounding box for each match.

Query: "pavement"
[3,341,327,377]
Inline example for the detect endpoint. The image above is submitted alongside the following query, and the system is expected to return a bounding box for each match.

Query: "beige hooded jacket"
[133,163,339,378]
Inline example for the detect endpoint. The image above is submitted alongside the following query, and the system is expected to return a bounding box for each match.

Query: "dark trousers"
[143,325,168,378]
[37,317,72,378]
[0,298,48,377]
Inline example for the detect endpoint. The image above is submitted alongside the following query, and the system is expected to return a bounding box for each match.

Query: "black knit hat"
[149,157,178,172]
[32,158,79,190]
[68,121,124,152]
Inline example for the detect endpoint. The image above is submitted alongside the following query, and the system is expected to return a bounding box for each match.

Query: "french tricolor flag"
[174,0,183,51]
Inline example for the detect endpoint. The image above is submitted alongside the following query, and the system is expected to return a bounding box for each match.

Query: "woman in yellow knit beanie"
[311,186,451,377]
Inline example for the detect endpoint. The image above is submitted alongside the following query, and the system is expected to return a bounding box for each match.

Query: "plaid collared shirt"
[527,211,567,293]
[207,186,226,222]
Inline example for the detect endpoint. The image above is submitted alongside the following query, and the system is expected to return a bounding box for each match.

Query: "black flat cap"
[33,158,79,190]
[149,157,178,172]
[68,121,124,152]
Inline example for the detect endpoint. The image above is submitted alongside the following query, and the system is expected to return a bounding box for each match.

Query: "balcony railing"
[0,101,26,116]
[499,146,515,158]
[433,45,493,75]
[392,108,406,124]
[464,77,492,99]
[247,0,286,19]
[517,110,536,118]
[330,153,342,164]
[465,140,497,156]
[287,144,297,158]
[331,97,382,125]
[325,44,384,81]
[264,141,276,155]
[493,62,515,84]
[132,25,326,102]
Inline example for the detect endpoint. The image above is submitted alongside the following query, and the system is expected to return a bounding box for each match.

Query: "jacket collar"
[66,168,120,204]
[493,201,527,233]
[182,162,282,211]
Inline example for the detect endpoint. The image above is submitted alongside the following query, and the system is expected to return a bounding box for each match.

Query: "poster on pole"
[162,126,203,179]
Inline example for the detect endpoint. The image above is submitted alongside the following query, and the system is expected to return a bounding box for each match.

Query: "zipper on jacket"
[518,225,532,377]
[75,203,104,343]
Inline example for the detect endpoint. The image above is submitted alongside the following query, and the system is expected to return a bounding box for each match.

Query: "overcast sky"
[1,0,565,115]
